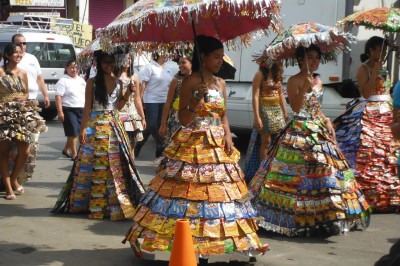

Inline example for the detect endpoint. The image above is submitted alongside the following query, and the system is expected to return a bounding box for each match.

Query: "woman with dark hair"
[52,52,145,220]
[159,55,192,141]
[250,45,370,237]
[123,35,269,260]
[334,36,400,212]
[244,61,288,182]
[135,52,173,158]
[0,43,46,200]
[116,54,145,156]
[55,59,86,160]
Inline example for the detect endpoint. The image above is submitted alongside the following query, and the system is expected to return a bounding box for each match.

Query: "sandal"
[5,194,16,200]
[15,186,25,195]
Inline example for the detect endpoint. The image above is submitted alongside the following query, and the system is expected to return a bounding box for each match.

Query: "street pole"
[342,0,354,80]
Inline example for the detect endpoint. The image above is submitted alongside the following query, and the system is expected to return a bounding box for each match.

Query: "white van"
[0,16,77,120]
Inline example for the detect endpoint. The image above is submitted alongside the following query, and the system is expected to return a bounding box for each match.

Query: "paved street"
[0,121,399,266]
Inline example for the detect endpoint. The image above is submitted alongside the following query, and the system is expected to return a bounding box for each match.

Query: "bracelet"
[193,90,203,101]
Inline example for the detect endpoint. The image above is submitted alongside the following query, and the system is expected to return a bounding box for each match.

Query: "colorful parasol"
[256,22,354,67]
[96,0,282,51]
[337,7,400,32]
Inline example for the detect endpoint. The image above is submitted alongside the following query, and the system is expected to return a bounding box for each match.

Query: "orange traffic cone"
[169,219,197,266]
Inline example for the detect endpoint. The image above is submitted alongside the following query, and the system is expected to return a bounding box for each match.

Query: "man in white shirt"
[12,34,50,107]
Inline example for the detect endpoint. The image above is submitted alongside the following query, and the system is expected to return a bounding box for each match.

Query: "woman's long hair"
[360,36,385,63]
[192,35,223,72]
[3,43,22,71]
[94,53,115,107]
[260,61,283,82]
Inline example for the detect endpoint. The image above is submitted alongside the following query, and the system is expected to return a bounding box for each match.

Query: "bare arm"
[357,63,381,99]
[132,75,146,129]
[279,86,289,120]
[252,71,263,130]
[55,95,64,122]
[159,78,178,137]
[37,75,50,107]
[220,79,234,153]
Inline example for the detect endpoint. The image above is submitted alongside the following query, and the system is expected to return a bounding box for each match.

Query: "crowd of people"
[1,31,399,265]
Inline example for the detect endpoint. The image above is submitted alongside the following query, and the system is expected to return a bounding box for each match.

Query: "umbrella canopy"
[96,0,282,50]
[337,7,400,32]
[77,38,133,69]
[256,22,354,67]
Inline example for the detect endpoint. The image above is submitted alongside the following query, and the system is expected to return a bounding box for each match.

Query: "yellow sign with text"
[50,18,93,48]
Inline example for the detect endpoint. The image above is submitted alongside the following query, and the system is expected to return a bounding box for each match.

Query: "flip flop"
[5,194,16,200]
[62,150,71,158]
[15,186,25,195]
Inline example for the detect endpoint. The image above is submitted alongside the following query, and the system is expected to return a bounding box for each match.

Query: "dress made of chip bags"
[52,79,145,220]
[0,72,47,183]
[334,64,400,211]
[119,76,144,150]
[249,76,370,236]
[124,83,269,258]
[244,79,286,182]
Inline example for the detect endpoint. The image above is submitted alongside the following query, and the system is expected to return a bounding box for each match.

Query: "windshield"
[26,42,76,68]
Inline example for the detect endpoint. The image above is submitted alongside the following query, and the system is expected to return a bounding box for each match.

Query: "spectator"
[55,60,86,160]
[135,52,173,158]
[159,55,192,141]
[12,34,49,107]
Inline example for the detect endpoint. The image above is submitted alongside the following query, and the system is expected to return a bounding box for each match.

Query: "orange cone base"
[169,219,197,266]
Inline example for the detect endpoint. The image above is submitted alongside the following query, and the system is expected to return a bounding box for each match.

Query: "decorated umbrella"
[96,0,282,52]
[256,22,354,68]
[337,6,400,32]
[337,7,400,61]
[77,38,134,70]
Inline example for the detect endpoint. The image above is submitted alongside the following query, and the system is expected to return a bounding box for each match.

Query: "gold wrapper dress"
[250,79,371,236]
[52,79,145,220]
[0,72,46,183]
[124,87,269,258]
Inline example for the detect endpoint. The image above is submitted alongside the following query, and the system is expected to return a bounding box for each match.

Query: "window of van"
[26,42,76,68]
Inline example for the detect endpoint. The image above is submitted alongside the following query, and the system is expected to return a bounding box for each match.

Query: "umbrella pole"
[304,47,310,75]
[191,14,208,102]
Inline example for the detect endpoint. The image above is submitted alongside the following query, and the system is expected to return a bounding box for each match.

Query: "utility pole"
[342,0,354,81]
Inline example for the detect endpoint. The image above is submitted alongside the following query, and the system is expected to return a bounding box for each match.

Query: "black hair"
[260,61,283,82]
[94,52,115,108]
[11,33,25,43]
[295,45,322,69]
[64,59,77,74]
[360,36,385,63]
[192,35,223,72]
[3,43,23,71]
[152,52,160,62]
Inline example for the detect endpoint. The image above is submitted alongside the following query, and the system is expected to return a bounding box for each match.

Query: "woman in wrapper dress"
[334,36,400,211]
[123,35,269,261]
[244,61,288,182]
[159,55,192,142]
[0,43,46,200]
[51,52,145,220]
[116,55,146,155]
[249,45,371,236]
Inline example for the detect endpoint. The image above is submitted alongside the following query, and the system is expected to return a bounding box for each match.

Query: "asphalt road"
[0,121,399,266]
